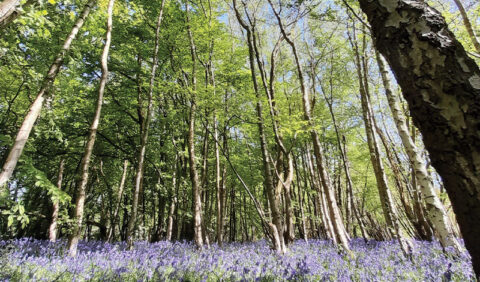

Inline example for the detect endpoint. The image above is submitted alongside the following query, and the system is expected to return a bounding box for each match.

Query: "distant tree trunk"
[166,154,178,241]
[317,55,362,237]
[376,52,461,251]
[48,158,65,242]
[0,0,96,189]
[107,160,128,242]
[267,0,350,251]
[358,0,480,275]
[185,1,204,249]
[305,147,334,240]
[342,139,368,241]
[293,160,308,242]
[452,0,480,54]
[232,0,285,253]
[67,0,113,257]
[214,115,225,246]
[350,23,412,256]
[126,0,165,250]
[251,28,295,246]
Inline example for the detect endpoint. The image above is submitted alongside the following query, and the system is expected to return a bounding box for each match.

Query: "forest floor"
[0,238,474,281]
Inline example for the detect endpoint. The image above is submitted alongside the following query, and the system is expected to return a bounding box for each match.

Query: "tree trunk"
[0,0,33,29]
[267,0,350,251]
[107,160,128,242]
[185,1,204,249]
[0,0,96,189]
[166,155,178,241]
[354,36,412,256]
[126,0,165,250]
[452,0,480,54]
[232,0,286,253]
[376,52,461,250]
[67,0,113,257]
[48,158,65,242]
[214,115,225,246]
[357,0,480,275]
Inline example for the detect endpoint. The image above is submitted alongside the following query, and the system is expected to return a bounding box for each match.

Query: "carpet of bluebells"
[0,238,474,281]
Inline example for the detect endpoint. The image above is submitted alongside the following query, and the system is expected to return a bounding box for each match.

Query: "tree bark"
[67,0,113,257]
[0,0,96,189]
[48,158,65,242]
[357,0,480,275]
[126,0,165,250]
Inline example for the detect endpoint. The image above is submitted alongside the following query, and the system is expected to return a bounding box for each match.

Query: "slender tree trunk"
[185,1,204,249]
[166,155,178,241]
[67,0,113,257]
[232,0,285,253]
[342,140,368,241]
[350,27,412,256]
[107,160,128,242]
[214,115,225,246]
[267,0,350,251]
[0,0,96,189]
[305,147,334,240]
[126,0,165,250]
[453,0,480,54]
[376,52,461,250]
[358,0,480,273]
[48,158,65,242]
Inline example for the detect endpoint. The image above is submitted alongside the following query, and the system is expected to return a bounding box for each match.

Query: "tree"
[67,0,114,256]
[0,0,96,189]
[0,0,33,29]
[358,0,480,276]
[376,52,461,251]
[126,0,166,250]
[452,0,480,54]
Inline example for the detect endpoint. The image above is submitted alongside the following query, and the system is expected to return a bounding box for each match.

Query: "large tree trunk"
[67,0,113,257]
[357,0,480,275]
[126,0,165,250]
[376,52,461,251]
[48,158,65,242]
[0,0,96,189]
